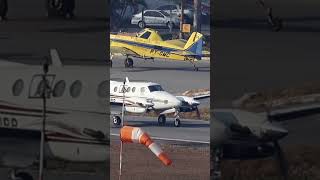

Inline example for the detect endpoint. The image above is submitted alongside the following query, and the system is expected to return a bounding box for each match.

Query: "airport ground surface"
[213,0,320,107]
[110,57,210,96]
[110,115,210,143]
[213,0,320,179]
[110,139,210,180]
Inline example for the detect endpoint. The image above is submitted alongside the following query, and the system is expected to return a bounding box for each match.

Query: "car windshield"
[148,85,164,92]
[160,10,170,17]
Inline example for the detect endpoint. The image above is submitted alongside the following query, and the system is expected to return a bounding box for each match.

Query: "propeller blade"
[273,141,288,180]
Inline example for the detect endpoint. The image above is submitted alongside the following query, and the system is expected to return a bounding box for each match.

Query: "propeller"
[273,141,288,180]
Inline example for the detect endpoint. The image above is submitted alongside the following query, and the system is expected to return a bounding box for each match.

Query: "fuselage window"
[114,86,117,92]
[53,80,66,97]
[97,80,108,98]
[70,80,82,98]
[132,87,136,93]
[12,79,24,96]
[127,87,131,93]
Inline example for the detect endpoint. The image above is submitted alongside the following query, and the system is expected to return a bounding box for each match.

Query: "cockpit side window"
[148,85,164,92]
[140,31,151,39]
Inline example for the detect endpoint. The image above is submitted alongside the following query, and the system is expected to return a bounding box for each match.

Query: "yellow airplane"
[110,28,209,71]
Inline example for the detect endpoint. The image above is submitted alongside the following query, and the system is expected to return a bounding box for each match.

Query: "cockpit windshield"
[148,85,164,92]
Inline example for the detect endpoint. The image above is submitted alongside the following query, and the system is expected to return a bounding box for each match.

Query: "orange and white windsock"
[120,126,172,166]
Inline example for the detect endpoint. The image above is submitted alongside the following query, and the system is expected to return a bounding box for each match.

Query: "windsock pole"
[119,79,126,180]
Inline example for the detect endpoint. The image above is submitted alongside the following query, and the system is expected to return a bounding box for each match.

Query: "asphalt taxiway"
[213,0,320,107]
[110,115,210,144]
[110,57,210,95]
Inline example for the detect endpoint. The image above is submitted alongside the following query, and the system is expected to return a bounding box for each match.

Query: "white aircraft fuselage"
[0,64,109,168]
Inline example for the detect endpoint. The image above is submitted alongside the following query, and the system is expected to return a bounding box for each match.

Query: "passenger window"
[154,12,163,18]
[132,87,136,93]
[97,80,108,98]
[53,80,66,97]
[144,11,152,16]
[70,80,82,98]
[141,87,145,93]
[12,79,24,96]
[114,86,118,92]
[127,87,131,92]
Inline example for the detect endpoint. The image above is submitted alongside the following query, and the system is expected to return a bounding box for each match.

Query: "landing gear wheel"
[270,17,283,32]
[158,115,166,126]
[15,172,34,180]
[124,58,133,68]
[174,118,181,127]
[138,21,145,28]
[112,116,121,126]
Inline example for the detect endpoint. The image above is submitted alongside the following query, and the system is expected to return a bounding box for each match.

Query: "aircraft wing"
[193,93,210,100]
[0,60,28,67]
[267,103,320,121]
[110,46,140,57]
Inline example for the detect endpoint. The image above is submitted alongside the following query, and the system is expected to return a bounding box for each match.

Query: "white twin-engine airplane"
[110,78,210,127]
[0,49,110,180]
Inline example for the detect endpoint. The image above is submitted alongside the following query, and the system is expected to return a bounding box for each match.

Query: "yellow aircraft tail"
[183,32,204,57]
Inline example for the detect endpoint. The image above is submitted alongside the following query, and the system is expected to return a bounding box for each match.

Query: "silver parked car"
[131,10,180,29]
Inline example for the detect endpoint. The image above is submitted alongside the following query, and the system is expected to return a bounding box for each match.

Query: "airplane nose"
[262,123,288,140]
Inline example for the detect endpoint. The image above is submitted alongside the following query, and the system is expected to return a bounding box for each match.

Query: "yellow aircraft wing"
[110,46,139,57]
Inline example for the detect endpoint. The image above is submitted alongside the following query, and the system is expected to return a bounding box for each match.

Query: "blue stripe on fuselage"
[111,38,178,52]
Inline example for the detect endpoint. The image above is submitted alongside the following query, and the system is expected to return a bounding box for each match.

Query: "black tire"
[271,17,283,32]
[158,115,166,126]
[113,116,121,126]
[16,172,34,180]
[174,118,181,127]
[138,21,145,29]
[127,58,133,68]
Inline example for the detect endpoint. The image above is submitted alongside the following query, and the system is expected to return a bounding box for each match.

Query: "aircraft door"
[28,74,55,98]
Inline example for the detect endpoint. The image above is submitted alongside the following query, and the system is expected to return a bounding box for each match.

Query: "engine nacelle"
[176,96,200,106]
[125,106,146,113]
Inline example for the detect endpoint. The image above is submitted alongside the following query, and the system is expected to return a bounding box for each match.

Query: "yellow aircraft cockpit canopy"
[137,28,163,42]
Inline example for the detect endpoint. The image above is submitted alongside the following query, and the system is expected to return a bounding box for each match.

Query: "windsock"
[120,126,172,166]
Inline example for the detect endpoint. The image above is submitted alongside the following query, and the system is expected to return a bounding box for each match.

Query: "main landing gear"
[113,114,181,127]
[124,57,133,68]
[112,115,122,126]
[9,170,33,180]
[158,114,181,127]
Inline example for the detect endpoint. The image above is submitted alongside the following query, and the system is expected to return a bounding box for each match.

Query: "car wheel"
[138,21,145,28]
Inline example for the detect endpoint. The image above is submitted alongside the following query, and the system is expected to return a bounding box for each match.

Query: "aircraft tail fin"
[50,49,63,67]
[183,32,204,58]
